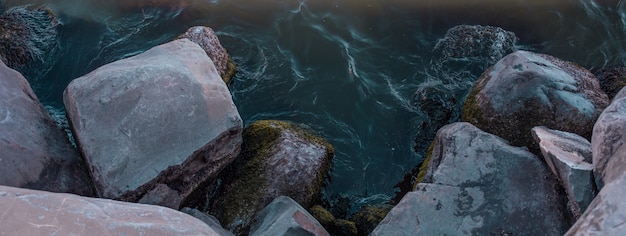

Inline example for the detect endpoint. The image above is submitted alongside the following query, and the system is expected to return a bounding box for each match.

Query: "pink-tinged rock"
[249,196,330,236]
[0,185,228,235]
[0,60,93,196]
[179,26,235,82]
[63,39,242,208]
[592,88,626,188]
[531,126,594,219]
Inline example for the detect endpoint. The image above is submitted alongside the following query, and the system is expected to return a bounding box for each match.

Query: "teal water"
[4,0,626,211]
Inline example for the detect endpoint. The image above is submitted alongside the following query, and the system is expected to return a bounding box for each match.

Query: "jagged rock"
[531,126,595,219]
[565,158,626,235]
[0,60,93,196]
[463,50,609,148]
[432,25,517,84]
[0,185,224,235]
[64,39,242,208]
[209,120,333,235]
[179,26,235,83]
[249,196,330,236]
[375,122,568,235]
[595,66,626,100]
[0,6,60,81]
[592,86,626,188]
[181,207,233,236]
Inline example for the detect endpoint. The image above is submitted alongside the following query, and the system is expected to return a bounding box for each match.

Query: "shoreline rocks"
[0,60,94,196]
[178,26,236,83]
[64,38,242,209]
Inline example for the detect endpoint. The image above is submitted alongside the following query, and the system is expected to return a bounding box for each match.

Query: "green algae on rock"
[209,120,334,235]
[462,50,609,148]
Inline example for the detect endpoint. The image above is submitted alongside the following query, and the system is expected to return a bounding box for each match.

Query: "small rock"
[531,126,595,219]
[181,207,233,236]
[209,120,333,235]
[249,196,330,236]
[179,26,235,83]
[350,204,392,236]
[64,39,242,208]
[462,50,609,148]
[0,185,224,235]
[0,60,93,196]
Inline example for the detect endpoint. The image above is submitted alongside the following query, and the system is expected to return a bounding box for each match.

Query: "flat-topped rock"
[0,60,93,196]
[64,39,242,208]
[532,126,595,218]
[0,185,227,235]
[179,26,235,83]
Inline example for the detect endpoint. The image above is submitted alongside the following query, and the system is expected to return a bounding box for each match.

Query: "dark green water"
[4,0,626,211]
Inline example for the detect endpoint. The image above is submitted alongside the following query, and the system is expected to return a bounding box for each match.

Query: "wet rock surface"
[0,6,60,81]
[463,50,609,148]
[64,39,242,208]
[374,122,569,235]
[208,120,333,235]
[532,126,595,219]
[0,185,225,235]
[249,196,330,236]
[0,60,93,196]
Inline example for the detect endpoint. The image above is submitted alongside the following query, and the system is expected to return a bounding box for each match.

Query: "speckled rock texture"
[249,196,330,236]
[0,60,94,196]
[374,122,569,235]
[463,50,609,148]
[0,6,60,81]
[64,39,242,209]
[0,185,226,235]
[532,126,595,219]
[595,66,626,100]
[592,86,626,188]
[179,26,235,83]
[209,120,333,235]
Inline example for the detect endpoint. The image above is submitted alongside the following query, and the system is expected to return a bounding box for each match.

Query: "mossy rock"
[462,50,609,148]
[209,120,334,235]
[350,205,393,236]
[309,205,336,232]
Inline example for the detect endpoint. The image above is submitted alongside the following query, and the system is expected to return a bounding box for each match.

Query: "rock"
[350,205,392,236]
[531,126,595,219]
[462,50,609,148]
[0,6,60,81]
[249,196,330,236]
[0,185,225,235]
[334,219,358,236]
[63,39,243,208]
[565,163,626,235]
[595,66,626,100]
[411,81,459,153]
[376,122,568,235]
[181,207,234,236]
[0,60,93,196]
[179,26,235,83]
[431,25,517,84]
[592,91,626,188]
[209,120,333,235]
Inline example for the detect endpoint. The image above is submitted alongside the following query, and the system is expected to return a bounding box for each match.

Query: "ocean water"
[4,0,626,212]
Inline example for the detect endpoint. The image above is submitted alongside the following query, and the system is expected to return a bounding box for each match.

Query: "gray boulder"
[249,196,330,236]
[376,122,568,235]
[64,39,242,208]
[179,26,235,83]
[0,6,60,81]
[209,120,333,235]
[565,155,626,236]
[531,126,595,219]
[592,87,626,188]
[0,60,93,196]
[463,50,609,148]
[0,185,225,235]
[181,207,234,236]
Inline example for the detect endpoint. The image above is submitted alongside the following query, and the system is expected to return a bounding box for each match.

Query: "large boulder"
[209,120,334,235]
[64,39,242,209]
[532,126,595,219]
[0,6,60,81]
[0,60,93,196]
[592,87,626,188]
[249,196,330,236]
[463,50,609,148]
[178,26,235,83]
[375,122,568,235]
[0,185,228,235]
[565,151,626,235]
